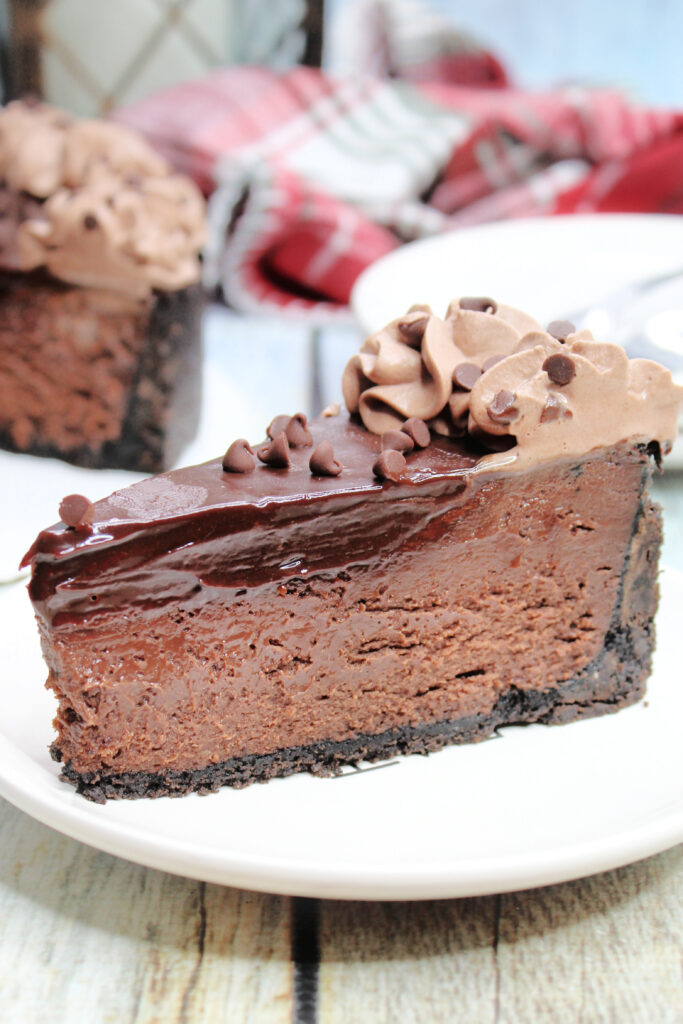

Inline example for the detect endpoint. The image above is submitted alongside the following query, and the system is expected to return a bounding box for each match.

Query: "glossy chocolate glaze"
[25,414,481,620]
[22,413,660,791]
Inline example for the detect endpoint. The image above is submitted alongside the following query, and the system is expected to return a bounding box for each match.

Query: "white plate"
[1,569,681,900]
[351,214,683,332]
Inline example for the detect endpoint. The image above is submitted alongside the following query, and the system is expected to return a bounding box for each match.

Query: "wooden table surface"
[1,313,681,1023]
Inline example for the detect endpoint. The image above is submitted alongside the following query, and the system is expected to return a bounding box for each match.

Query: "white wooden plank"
[0,799,294,1024]
[318,897,498,1024]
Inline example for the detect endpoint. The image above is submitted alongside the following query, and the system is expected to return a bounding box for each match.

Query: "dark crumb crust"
[111,284,203,474]
[52,670,646,804]
[53,491,662,804]
[0,276,202,473]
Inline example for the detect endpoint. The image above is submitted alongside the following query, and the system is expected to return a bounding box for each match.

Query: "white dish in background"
[351,214,683,333]
[0,569,681,901]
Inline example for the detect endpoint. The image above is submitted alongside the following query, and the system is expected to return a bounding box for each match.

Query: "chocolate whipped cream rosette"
[343,298,682,469]
[0,100,206,473]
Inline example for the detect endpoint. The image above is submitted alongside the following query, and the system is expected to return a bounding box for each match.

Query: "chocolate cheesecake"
[0,101,206,472]
[21,300,683,801]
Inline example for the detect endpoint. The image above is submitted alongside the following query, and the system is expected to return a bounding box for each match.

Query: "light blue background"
[326,0,683,106]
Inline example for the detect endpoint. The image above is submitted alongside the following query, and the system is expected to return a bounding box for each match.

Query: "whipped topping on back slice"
[343,297,683,470]
[0,100,205,297]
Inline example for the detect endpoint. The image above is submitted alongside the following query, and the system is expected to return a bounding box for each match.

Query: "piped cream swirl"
[0,101,205,297]
[343,298,683,469]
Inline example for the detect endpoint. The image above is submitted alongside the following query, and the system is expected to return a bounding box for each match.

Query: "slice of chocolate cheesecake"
[21,301,683,801]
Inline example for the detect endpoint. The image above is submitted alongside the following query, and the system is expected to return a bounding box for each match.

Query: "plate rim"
[0,567,681,900]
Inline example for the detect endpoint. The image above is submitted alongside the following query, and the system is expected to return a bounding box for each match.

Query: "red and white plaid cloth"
[115,65,682,319]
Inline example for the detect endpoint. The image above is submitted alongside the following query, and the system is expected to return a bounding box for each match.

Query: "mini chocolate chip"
[546,319,576,342]
[487,389,518,425]
[286,412,313,448]
[373,449,407,482]
[460,296,497,314]
[83,214,98,230]
[222,438,255,473]
[452,362,482,391]
[59,494,93,529]
[540,395,562,423]
[381,429,414,453]
[543,354,576,386]
[257,431,290,468]
[397,315,428,346]
[481,354,506,372]
[267,414,290,439]
[309,441,342,477]
[402,417,430,448]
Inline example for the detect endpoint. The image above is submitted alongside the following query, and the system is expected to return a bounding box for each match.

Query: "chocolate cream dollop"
[343,298,683,470]
[0,100,205,298]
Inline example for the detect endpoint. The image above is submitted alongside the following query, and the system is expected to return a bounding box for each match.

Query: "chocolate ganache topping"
[343,298,683,470]
[0,100,205,297]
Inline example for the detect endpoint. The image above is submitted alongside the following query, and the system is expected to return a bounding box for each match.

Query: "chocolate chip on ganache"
[546,319,576,343]
[309,441,342,477]
[59,494,94,529]
[257,431,290,468]
[381,429,414,453]
[543,353,576,386]
[402,417,430,448]
[373,449,407,482]
[452,362,482,391]
[285,412,313,448]
[487,389,519,425]
[267,414,290,440]
[222,438,255,473]
[397,315,428,346]
[481,353,506,372]
[460,296,497,314]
